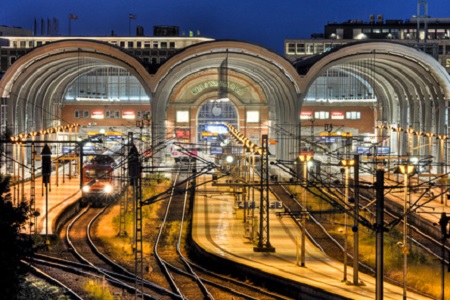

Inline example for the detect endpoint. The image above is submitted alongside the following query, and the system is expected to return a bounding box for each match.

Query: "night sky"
[2,0,450,55]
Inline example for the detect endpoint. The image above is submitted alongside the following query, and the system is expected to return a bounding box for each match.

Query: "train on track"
[80,144,123,207]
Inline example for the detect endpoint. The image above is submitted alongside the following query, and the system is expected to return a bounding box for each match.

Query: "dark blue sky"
[2,0,450,54]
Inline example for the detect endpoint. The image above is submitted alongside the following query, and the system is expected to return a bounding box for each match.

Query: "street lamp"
[394,163,416,300]
[437,135,448,205]
[298,153,312,267]
[339,158,355,282]
[392,126,403,181]
[406,127,415,155]
[425,132,435,159]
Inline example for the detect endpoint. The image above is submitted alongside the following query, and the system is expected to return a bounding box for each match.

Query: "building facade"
[1,18,450,166]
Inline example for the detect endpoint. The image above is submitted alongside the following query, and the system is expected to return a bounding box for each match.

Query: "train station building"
[1,14,450,170]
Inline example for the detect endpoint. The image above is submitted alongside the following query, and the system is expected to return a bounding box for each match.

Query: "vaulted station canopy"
[299,41,450,136]
[2,39,450,162]
[1,40,153,134]
[151,41,303,160]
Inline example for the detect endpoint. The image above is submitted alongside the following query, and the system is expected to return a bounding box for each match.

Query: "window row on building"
[7,39,176,49]
[300,111,361,120]
[286,39,449,56]
[74,109,150,120]
[285,42,345,56]
[0,36,212,50]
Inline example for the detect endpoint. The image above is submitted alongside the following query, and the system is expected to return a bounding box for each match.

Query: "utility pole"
[129,142,143,298]
[375,169,385,300]
[254,134,275,253]
[439,212,450,300]
[41,144,52,246]
[353,154,360,285]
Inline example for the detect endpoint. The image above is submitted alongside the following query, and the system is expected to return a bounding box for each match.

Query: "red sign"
[331,112,344,120]
[300,111,312,120]
[175,129,190,139]
[122,111,135,119]
[91,111,104,119]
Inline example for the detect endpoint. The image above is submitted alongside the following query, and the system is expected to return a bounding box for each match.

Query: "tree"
[0,174,37,300]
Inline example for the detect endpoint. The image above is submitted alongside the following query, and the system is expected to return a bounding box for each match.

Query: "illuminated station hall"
[3,3,450,299]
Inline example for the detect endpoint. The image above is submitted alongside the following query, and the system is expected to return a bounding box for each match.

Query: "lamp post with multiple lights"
[339,158,355,283]
[394,163,415,300]
[298,153,312,267]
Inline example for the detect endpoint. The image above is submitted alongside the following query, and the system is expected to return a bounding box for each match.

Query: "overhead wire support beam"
[254,134,275,253]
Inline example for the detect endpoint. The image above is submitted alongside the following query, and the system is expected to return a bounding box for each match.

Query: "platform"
[192,184,431,299]
[23,168,435,298]
[16,174,81,235]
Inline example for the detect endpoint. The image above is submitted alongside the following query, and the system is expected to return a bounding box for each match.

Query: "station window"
[287,43,295,54]
[246,111,260,123]
[83,110,90,118]
[314,43,324,54]
[306,43,314,54]
[144,42,150,48]
[296,43,305,54]
[153,41,159,48]
[137,111,151,119]
[120,41,125,47]
[314,111,329,119]
[169,42,175,48]
[128,41,133,48]
[136,41,142,48]
[176,110,189,123]
[346,111,361,119]
[74,110,80,118]
[106,110,120,119]
[161,42,167,48]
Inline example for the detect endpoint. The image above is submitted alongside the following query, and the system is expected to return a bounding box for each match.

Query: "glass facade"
[197,99,238,142]
[64,66,150,102]
[304,66,375,103]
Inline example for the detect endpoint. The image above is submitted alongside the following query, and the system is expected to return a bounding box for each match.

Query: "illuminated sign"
[205,124,228,133]
[201,132,218,137]
[191,80,244,96]
[210,146,223,155]
[331,112,344,120]
[377,147,390,155]
[356,146,370,154]
[175,129,190,139]
[300,111,313,120]
[91,111,104,119]
[122,111,135,119]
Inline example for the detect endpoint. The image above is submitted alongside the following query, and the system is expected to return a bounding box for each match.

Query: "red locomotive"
[81,154,118,207]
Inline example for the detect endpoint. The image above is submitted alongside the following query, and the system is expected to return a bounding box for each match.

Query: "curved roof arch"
[153,43,301,111]
[150,40,303,159]
[299,41,450,134]
[0,39,154,134]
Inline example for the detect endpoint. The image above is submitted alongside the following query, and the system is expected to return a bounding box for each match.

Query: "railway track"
[153,163,289,299]
[29,162,291,299]
[270,172,439,299]
[30,204,177,299]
